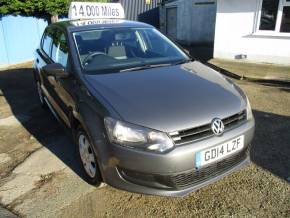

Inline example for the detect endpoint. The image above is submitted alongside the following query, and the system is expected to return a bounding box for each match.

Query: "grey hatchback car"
[33,19,255,197]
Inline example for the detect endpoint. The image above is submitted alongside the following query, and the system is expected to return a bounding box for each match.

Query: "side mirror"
[43,63,69,78]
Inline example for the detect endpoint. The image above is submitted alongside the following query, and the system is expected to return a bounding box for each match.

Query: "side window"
[51,29,69,67]
[42,30,53,56]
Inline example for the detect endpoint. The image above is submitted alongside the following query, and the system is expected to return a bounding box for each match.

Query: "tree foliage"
[0,0,109,17]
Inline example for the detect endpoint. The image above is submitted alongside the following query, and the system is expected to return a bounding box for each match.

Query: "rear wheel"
[76,127,102,185]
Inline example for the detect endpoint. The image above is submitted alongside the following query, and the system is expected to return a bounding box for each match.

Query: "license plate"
[195,135,244,168]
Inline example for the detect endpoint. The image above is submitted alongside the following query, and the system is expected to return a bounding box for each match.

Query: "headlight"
[246,96,253,120]
[104,117,174,153]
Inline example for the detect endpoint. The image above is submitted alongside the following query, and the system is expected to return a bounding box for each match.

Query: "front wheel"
[76,127,102,185]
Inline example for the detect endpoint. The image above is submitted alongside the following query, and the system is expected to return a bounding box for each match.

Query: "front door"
[48,28,75,127]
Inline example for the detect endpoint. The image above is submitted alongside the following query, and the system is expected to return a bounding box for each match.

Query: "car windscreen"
[73,27,189,74]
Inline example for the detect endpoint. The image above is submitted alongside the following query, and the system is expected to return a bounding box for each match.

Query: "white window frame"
[255,0,290,36]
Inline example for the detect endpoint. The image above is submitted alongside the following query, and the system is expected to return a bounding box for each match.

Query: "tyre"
[76,127,102,185]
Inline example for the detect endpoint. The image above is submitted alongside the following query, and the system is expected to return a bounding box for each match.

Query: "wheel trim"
[78,134,97,178]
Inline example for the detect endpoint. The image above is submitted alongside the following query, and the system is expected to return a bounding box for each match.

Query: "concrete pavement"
[209,59,290,82]
[0,206,18,218]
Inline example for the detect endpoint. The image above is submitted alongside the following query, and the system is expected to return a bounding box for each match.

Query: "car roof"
[51,19,154,33]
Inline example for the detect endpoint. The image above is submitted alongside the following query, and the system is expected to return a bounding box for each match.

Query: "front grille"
[165,148,248,189]
[170,110,247,145]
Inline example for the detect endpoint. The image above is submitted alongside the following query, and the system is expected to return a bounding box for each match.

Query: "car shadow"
[250,110,290,183]
[0,67,289,184]
[0,67,83,179]
[182,44,214,63]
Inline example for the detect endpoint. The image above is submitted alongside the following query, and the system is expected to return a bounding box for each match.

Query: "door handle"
[36,58,39,63]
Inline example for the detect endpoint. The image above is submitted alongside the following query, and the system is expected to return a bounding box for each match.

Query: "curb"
[205,62,290,86]
[0,61,33,71]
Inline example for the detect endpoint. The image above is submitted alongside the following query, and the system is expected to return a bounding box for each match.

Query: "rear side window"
[51,29,69,67]
[42,30,53,56]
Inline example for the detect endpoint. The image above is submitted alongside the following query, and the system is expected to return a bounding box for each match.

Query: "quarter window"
[257,0,290,34]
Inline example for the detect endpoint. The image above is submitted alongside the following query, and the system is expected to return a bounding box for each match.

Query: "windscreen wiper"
[120,63,172,72]
[172,59,192,65]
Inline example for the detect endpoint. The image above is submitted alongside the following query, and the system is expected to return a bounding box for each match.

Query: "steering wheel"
[83,52,108,66]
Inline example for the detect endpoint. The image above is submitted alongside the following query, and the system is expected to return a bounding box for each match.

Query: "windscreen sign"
[68,2,125,19]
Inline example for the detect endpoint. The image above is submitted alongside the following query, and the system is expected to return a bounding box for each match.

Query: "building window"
[257,0,290,34]
[280,5,290,32]
[259,0,279,30]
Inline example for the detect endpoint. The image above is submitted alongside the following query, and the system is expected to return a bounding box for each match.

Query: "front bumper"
[99,119,255,197]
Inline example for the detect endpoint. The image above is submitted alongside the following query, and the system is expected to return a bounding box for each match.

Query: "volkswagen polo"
[33,18,255,197]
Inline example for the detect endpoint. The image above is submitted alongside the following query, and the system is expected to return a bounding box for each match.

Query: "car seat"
[107,33,128,60]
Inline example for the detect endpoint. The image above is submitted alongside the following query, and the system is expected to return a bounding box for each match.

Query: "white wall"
[214,0,290,65]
